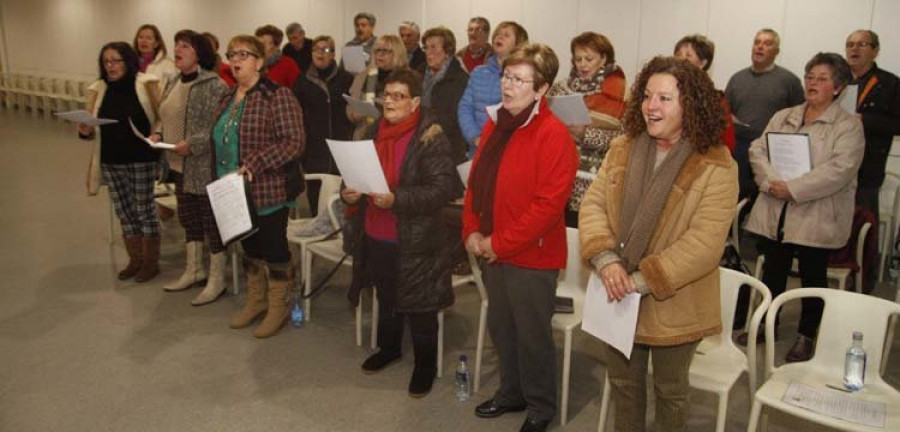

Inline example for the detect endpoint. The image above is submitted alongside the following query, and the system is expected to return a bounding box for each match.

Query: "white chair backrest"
[562,227,590,288]
[732,198,749,250]
[719,268,771,342]
[879,172,900,218]
[467,251,488,303]
[325,194,346,232]
[765,288,900,384]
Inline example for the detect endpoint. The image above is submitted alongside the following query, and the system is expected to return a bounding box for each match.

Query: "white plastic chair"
[598,267,772,432]
[467,251,490,393]
[748,288,900,432]
[300,194,348,321]
[554,227,591,425]
[878,172,900,282]
[732,198,750,251]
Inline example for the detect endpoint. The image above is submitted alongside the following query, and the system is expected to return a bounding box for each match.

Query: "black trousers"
[242,208,291,263]
[365,236,438,368]
[758,237,827,338]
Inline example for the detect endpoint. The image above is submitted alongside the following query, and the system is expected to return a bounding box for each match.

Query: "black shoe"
[475,398,527,418]
[519,417,551,432]
[361,350,401,374]
[408,366,436,398]
[785,335,814,363]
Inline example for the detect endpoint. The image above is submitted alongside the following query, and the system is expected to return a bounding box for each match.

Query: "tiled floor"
[0,109,896,431]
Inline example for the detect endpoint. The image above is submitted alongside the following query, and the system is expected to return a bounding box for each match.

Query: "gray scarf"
[422,57,451,108]
[618,132,694,271]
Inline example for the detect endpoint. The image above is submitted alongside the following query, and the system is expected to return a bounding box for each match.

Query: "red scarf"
[374,109,420,190]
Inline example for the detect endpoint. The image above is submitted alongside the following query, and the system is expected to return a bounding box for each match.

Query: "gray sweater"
[725,65,804,141]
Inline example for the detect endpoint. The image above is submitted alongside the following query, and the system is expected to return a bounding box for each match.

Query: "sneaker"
[361,350,401,374]
[785,335,814,363]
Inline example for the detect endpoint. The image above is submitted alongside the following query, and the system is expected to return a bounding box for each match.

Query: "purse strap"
[300,226,348,300]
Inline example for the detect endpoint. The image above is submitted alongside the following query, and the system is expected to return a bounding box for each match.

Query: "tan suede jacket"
[579,136,738,346]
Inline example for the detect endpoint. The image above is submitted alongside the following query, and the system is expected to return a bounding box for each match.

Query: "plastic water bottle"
[291,298,304,328]
[843,331,866,391]
[455,355,471,401]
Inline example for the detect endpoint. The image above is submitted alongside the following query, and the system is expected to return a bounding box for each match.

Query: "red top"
[462,100,578,269]
[217,63,236,88]
[460,47,489,73]
[720,96,736,153]
[266,56,301,89]
[366,129,414,242]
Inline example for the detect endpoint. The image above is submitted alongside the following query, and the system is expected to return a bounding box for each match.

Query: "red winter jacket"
[462,99,578,269]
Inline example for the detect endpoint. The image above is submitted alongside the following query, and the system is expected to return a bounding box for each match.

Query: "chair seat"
[306,238,347,263]
[755,366,900,431]
[551,284,585,332]
[690,338,748,392]
[286,219,329,245]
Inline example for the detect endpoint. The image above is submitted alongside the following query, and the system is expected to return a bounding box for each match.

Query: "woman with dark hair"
[347,34,408,140]
[742,52,863,362]
[203,31,236,88]
[464,43,576,432]
[79,42,163,282]
[133,24,177,89]
[216,35,305,338]
[579,56,738,431]
[548,31,626,227]
[674,34,737,154]
[153,30,230,305]
[255,24,301,88]
[342,68,460,397]
[292,35,354,215]
[420,26,469,164]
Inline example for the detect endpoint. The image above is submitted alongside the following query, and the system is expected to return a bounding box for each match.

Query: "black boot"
[362,304,403,374]
[408,312,438,397]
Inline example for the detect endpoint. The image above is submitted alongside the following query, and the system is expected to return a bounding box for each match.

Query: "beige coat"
[744,101,864,249]
[83,74,161,195]
[579,136,738,346]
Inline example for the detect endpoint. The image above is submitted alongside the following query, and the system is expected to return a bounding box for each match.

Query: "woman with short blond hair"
[347,35,408,139]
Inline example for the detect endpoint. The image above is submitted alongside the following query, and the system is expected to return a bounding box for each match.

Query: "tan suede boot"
[229,257,267,329]
[191,251,227,306]
[253,262,293,338]
[163,241,207,291]
[135,236,160,282]
[118,235,143,280]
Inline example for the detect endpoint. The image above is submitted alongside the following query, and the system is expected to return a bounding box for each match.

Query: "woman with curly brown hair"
[578,56,738,431]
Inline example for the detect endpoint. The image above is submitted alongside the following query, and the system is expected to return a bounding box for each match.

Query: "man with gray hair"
[399,21,425,71]
[343,12,377,71]
[725,28,804,200]
[283,22,312,71]
[456,17,491,73]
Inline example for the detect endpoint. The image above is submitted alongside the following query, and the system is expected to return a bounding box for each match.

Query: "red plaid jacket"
[211,78,305,209]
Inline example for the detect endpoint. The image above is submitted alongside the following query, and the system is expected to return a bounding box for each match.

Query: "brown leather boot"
[253,262,293,338]
[135,236,160,282]
[229,257,268,329]
[118,235,143,280]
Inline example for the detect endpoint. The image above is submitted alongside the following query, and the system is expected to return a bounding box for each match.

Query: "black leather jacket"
[853,64,900,188]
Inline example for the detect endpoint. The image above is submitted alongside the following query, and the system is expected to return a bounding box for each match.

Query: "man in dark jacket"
[283,22,313,72]
[399,21,426,71]
[845,29,900,292]
[292,36,355,215]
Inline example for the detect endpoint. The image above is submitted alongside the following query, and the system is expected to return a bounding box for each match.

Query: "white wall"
[2,0,898,88]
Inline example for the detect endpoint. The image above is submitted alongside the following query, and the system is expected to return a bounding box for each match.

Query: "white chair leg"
[715,391,728,432]
[437,311,444,378]
[474,301,487,393]
[878,221,888,282]
[598,374,611,432]
[560,329,573,426]
[747,400,762,432]
[371,289,378,350]
[355,290,363,347]
[837,277,846,293]
[883,314,897,376]
[301,244,311,321]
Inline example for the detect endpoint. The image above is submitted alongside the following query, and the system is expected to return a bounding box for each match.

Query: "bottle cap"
[853,331,863,340]
[460,355,468,361]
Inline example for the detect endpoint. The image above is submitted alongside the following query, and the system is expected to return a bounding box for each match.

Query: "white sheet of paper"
[206,173,254,244]
[838,84,859,114]
[326,139,390,194]
[343,94,380,118]
[547,94,591,125]
[54,109,117,126]
[581,273,641,359]
[767,133,811,181]
[128,119,176,149]
[342,45,368,74]
[457,161,472,187]
[782,382,886,428]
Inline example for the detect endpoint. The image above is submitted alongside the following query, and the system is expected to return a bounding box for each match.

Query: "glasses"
[312,47,334,54]
[103,58,124,66]
[500,73,534,89]
[226,50,259,61]
[383,91,411,102]
[845,41,873,49]
[374,48,393,55]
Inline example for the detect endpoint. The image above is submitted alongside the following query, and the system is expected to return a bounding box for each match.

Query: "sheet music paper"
[782,382,886,428]
[457,161,472,187]
[206,173,255,245]
[326,139,390,194]
[54,110,117,126]
[128,119,176,149]
[838,84,859,114]
[342,45,368,74]
[547,94,591,126]
[581,273,641,359]
[343,94,380,118]
[766,133,811,181]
